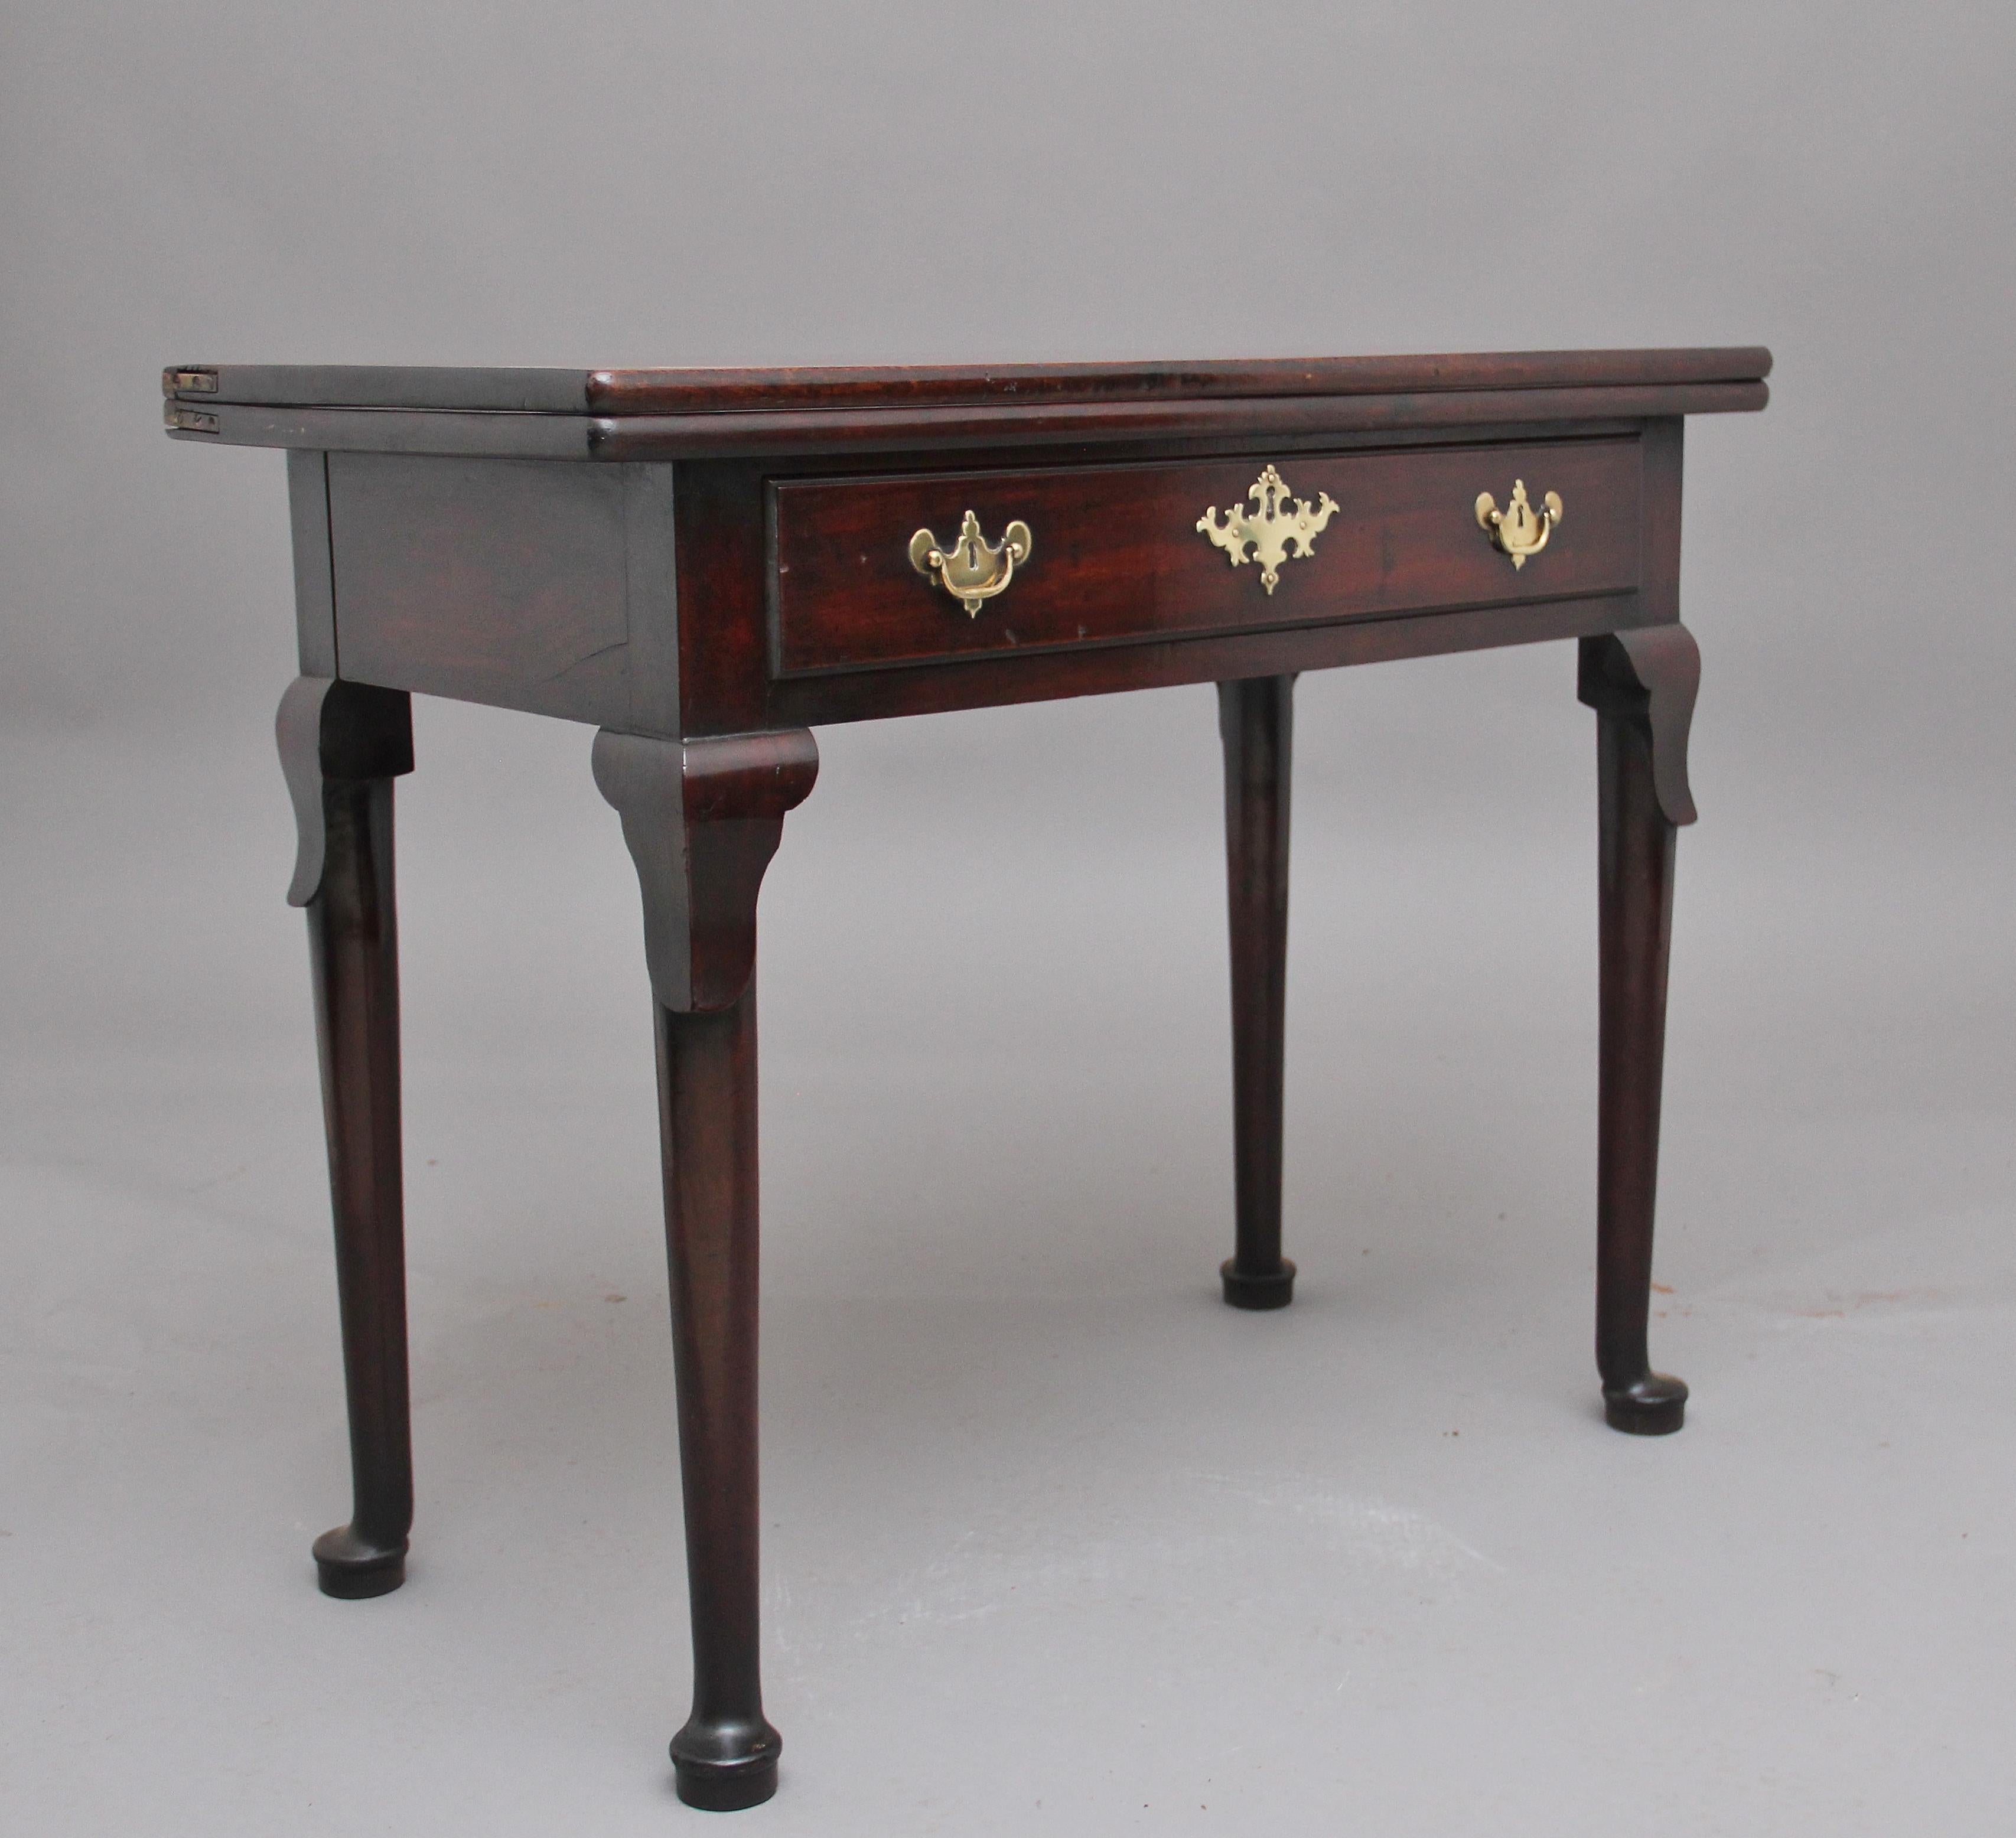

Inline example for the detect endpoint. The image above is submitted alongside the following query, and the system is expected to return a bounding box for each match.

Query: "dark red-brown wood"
[771,439,1641,677]
[319,455,683,734]
[164,351,1769,472]
[165,380,1767,466]
[590,347,1771,415]
[1218,676,1297,1308]
[1580,629,1699,1433]
[275,676,417,1592]
[771,590,1655,734]
[590,725,817,1804]
[164,347,1769,1812]
[330,454,630,714]
[591,728,819,1012]
[164,346,1770,416]
[663,441,1669,741]
[305,436,1661,743]
[592,383,1766,464]
[655,989,780,1810]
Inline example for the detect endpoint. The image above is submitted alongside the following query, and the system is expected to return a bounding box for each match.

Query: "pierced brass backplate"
[1475,479,1562,569]
[909,510,1032,616]
[1196,465,1338,594]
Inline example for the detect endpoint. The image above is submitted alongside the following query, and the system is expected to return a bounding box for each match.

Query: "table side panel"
[304,429,1680,739]
[770,438,1642,675]
[766,592,1658,728]
[621,465,682,735]
[1641,418,1683,627]
[327,454,668,728]
[676,460,776,737]
[286,450,338,677]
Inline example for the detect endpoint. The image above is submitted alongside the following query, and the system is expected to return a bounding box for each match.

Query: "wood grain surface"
[771,438,1642,676]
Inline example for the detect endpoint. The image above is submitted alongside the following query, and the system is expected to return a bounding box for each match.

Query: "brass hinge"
[162,367,219,395]
[165,401,220,434]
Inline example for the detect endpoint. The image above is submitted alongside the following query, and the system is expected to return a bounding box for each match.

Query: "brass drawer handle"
[1197,464,1338,595]
[1474,479,1562,569]
[909,510,1032,617]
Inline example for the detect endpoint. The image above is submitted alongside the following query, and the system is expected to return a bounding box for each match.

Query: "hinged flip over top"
[161,335,1769,1811]
[162,348,1771,461]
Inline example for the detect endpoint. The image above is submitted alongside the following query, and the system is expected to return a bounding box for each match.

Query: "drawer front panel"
[770,438,1642,677]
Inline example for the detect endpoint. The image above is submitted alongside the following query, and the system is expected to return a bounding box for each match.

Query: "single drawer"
[768,437,1643,677]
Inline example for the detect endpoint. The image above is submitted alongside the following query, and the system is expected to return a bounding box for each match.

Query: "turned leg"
[655,991,776,1808]
[1579,630,1699,1435]
[276,676,416,1595]
[1217,676,1297,1309]
[595,726,818,1811]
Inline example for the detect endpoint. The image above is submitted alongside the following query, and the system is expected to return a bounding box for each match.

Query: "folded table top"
[161,348,1770,461]
[163,347,1766,413]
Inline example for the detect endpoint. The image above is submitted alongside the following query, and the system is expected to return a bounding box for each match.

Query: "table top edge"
[161,347,1773,418]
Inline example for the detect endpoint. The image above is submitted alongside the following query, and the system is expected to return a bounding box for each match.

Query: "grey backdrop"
[4,5,2013,1834]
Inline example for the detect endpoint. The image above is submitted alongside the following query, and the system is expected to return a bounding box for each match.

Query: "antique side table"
[164,348,1769,1810]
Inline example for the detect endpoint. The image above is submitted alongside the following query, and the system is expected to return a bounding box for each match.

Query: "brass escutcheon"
[1197,465,1338,595]
[1474,479,1562,569]
[909,510,1032,617]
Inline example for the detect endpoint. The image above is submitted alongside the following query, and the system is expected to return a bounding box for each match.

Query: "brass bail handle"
[909,510,1033,616]
[1475,478,1562,569]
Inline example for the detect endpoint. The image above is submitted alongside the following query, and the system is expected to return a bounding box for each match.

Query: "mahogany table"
[165,347,1769,1810]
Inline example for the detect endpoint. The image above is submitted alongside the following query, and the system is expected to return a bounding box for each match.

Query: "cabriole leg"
[595,726,818,1810]
[1581,630,1699,1435]
[277,676,416,1595]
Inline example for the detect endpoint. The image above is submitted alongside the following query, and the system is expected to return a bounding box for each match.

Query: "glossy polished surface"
[7,683,2010,1833]
[162,344,1747,1813]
